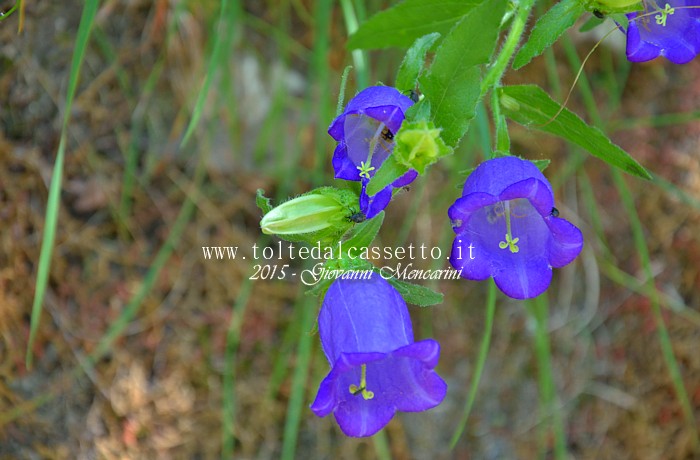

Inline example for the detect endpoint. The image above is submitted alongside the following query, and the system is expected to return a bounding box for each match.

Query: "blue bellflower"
[626,1,700,64]
[310,274,447,437]
[448,157,584,299]
[328,86,418,219]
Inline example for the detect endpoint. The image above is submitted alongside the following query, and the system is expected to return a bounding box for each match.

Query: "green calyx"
[393,120,453,175]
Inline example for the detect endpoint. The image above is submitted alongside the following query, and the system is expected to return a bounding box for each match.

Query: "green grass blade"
[310,0,333,186]
[613,170,699,446]
[450,279,496,448]
[280,293,316,460]
[222,273,256,458]
[180,0,239,147]
[27,0,99,369]
[372,429,392,460]
[340,0,368,90]
[530,294,567,459]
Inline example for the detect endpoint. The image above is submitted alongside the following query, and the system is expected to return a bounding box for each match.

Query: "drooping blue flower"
[310,274,447,437]
[328,86,418,219]
[626,1,700,64]
[448,156,583,300]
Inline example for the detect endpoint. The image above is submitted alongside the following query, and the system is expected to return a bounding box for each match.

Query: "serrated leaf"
[532,159,551,172]
[513,0,585,69]
[420,0,507,147]
[498,85,651,180]
[347,0,482,50]
[385,277,444,307]
[395,33,440,91]
[342,211,384,251]
[256,189,273,214]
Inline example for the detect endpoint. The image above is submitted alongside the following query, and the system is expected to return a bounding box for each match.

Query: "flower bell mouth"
[625,0,700,64]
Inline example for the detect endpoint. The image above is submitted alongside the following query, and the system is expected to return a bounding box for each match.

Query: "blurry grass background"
[1,0,700,458]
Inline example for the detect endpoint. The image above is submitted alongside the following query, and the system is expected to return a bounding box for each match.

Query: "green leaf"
[395,32,440,91]
[342,211,385,252]
[347,0,482,50]
[27,0,99,369]
[513,0,585,69]
[405,98,431,122]
[256,189,273,214]
[532,158,551,172]
[498,85,651,180]
[420,0,507,147]
[385,277,444,307]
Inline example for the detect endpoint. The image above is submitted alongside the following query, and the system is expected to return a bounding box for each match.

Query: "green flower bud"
[393,120,453,175]
[259,187,359,246]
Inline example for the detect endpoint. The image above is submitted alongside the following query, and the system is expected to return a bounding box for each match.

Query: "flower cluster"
[311,274,447,437]
[626,0,700,64]
[448,156,584,299]
[328,86,418,219]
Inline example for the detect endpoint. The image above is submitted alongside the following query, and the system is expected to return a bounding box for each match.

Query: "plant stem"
[481,0,536,97]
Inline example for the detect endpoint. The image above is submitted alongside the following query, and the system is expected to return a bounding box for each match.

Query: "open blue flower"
[328,86,418,219]
[626,1,700,64]
[310,274,447,437]
[448,156,583,300]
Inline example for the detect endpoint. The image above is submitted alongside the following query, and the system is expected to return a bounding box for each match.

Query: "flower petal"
[360,181,393,220]
[311,342,446,437]
[462,156,553,198]
[499,177,554,216]
[310,351,386,418]
[546,216,584,268]
[626,1,700,64]
[334,394,396,437]
[450,235,492,281]
[493,254,552,299]
[317,275,413,364]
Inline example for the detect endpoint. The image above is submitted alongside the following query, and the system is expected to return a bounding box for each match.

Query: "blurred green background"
[1,0,699,458]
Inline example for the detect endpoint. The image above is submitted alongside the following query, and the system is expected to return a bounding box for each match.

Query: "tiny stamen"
[498,201,521,254]
[348,364,374,400]
[357,161,376,179]
[655,3,675,26]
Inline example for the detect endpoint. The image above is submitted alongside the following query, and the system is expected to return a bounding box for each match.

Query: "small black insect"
[348,211,367,223]
[352,386,366,396]
[551,207,560,217]
[593,9,605,19]
[408,89,421,103]
[380,126,394,141]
